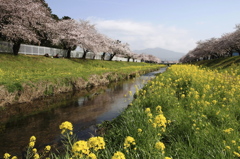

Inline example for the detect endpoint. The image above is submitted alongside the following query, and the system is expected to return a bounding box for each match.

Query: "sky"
[45,0,240,54]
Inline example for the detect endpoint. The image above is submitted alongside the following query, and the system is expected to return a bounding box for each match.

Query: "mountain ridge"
[134,47,186,61]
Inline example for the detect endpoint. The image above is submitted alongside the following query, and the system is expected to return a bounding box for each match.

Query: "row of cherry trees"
[180,24,240,63]
[0,0,160,63]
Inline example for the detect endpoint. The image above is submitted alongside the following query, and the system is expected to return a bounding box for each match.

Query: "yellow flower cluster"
[88,136,106,151]
[145,107,151,113]
[145,106,168,132]
[59,121,73,134]
[154,114,167,129]
[72,136,105,158]
[124,136,136,150]
[72,140,90,157]
[156,105,163,114]
[112,151,126,159]
[29,136,36,148]
[137,128,142,133]
[44,145,51,152]
[155,141,165,154]
[3,153,17,159]
[223,128,234,134]
[233,151,240,157]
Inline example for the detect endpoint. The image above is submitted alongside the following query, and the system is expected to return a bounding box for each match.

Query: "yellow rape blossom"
[212,100,217,105]
[33,153,40,159]
[72,140,90,157]
[223,128,234,134]
[152,123,157,128]
[45,145,51,152]
[88,153,97,159]
[145,108,151,113]
[225,146,231,150]
[29,141,35,148]
[30,136,36,142]
[88,136,105,151]
[147,113,153,118]
[155,141,165,153]
[112,151,125,159]
[32,148,37,153]
[138,128,142,133]
[154,114,167,128]
[232,140,236,145]
[156,105,163,114]
[124,136,136,150]
[59,121,73,134]
[4,153,11,159]
[234,151,240,157]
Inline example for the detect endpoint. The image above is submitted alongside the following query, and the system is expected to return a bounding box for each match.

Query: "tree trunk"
[109,53,116,61]
[66,48,71,58]
[12,41,21,55]
[92,54,96,60]
[101,52,106,60]
[127,57,130,62]
[82,49,88,59]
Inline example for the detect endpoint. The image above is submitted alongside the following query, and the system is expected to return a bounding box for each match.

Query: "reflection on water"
[0,67,166,157]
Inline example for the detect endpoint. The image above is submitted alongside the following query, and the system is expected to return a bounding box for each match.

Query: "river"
[0,67,167,157]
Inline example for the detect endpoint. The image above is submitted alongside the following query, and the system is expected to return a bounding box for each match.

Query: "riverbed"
[0,67,167,157]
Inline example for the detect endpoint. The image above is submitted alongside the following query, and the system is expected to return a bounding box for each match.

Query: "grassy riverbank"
[193,56,240,71]
[7,62,240,159]
[0,53,162,107]
[97,63,240,158]
[4,56,240,158]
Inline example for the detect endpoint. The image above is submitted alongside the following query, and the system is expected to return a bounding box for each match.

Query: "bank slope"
[0,54,163,106]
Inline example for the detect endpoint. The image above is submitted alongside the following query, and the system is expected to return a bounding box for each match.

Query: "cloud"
[88,17,196,53]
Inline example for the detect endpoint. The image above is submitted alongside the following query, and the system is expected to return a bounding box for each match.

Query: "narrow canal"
[0,67,167,157]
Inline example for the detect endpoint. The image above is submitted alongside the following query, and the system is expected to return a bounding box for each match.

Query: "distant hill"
[134,47,186,61]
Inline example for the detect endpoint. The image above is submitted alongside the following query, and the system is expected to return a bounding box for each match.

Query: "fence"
[0,41,140,62]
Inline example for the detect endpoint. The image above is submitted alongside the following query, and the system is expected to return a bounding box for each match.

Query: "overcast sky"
[45,0,240,54]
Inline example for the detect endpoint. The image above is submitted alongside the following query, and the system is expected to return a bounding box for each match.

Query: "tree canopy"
[0,0,160,62]
[180,24,240,63]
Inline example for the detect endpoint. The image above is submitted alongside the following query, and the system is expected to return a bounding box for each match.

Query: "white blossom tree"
[77,20,101,59]
[107,40,131,61]
[0,0,54,55]
[51,19,80,58]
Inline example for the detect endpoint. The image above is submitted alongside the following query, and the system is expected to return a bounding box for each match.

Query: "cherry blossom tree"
[136,53,160,63]
[180,23,240,63]
[77,20,101,59]
[225,26,240,54]
[90,34,113,60]
[131,53,139,62]
[51,19,80,58]
[137,53,148,62]
[0,0,54,55]
[107,40,131,61]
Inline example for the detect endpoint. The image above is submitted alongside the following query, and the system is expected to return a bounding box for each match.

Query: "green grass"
[0,53,163,92]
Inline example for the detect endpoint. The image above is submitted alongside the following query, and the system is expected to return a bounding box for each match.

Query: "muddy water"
[0,67,166,157]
